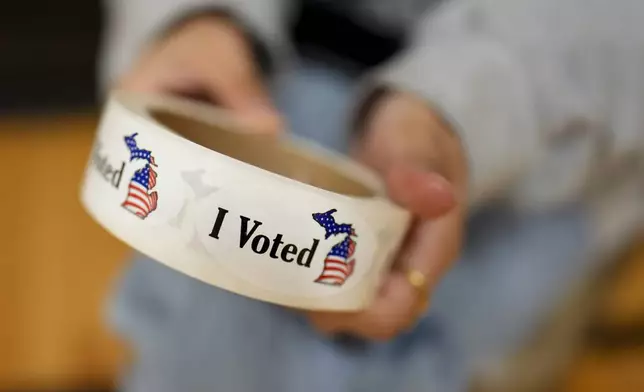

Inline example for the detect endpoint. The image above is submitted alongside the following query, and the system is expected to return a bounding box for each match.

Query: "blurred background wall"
[0,1,102,114]
[0,1,128,391]
[0,1,643,392]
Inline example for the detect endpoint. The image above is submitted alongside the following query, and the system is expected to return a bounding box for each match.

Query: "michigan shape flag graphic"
[312,209,358,286]
[121,133,159,219]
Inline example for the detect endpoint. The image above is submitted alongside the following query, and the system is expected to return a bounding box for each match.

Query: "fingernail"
[424,172,452,195]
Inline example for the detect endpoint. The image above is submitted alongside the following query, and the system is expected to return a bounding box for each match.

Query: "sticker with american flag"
[312,209,357,286]
[121,133,159,219]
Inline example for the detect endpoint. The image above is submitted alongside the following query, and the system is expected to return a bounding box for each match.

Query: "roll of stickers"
[80,92,411,311]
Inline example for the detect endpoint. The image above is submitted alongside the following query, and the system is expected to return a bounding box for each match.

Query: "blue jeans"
[108,58,593,392]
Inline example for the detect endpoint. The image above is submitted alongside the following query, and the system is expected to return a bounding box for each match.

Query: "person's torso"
[291,0,445,70]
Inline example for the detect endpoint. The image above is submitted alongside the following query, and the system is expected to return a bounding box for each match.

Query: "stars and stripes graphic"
[124,133,156,165]
[312,209,358,286]
[121,133,159,219]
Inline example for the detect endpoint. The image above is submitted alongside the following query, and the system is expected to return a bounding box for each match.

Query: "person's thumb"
[352,115,457,219]
[384,163,456,219]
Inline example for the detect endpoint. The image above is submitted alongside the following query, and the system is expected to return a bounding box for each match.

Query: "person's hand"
[308,89,468,341]
[116,14,282,134]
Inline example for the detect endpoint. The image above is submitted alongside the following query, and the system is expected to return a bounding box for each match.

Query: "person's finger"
[308,208,463,341]
[403,204,464,292]
[334,208,463,338]
[116,60,284,136]
[317,197,463,341]
[308,271,418,341]
[193,43,283,135]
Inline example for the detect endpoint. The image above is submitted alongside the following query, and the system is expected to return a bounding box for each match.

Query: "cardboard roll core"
[151,108,376,198]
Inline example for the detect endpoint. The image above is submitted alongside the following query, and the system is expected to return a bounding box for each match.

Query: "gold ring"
[406,269,430,314]
[406,269,428,291]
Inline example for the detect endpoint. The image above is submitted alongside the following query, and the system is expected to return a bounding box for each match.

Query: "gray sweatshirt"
[100,0,644,257]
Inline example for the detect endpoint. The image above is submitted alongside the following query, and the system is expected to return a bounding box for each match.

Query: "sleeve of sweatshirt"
[358,1,540,206]
[99,0,293,91]
[358,0,644,207]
